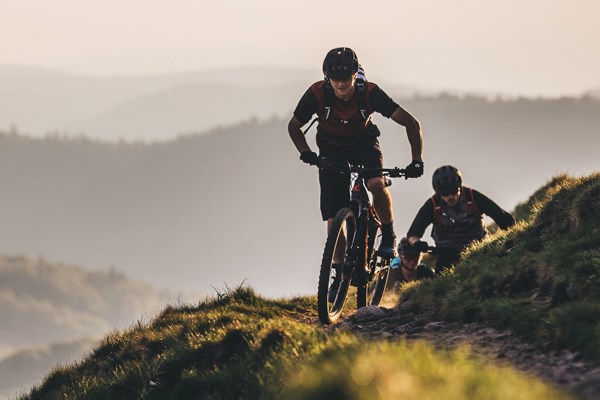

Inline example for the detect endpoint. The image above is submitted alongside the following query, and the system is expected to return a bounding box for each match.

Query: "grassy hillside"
[402,173,600,361]
[21,287,569,400]
[21,166,598,399]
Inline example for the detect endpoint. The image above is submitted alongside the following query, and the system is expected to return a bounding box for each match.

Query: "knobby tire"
[356,222,390,308]
[317,207,356,324]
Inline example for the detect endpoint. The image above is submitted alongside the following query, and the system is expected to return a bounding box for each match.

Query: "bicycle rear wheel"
[317,207,356,324]
[357,223,390,308]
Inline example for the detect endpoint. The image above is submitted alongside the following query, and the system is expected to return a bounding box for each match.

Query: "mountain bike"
[316,158,406,324]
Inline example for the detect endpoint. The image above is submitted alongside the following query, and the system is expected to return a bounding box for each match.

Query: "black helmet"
[398,237,421,258]
[322,47,359,80]
[432,165,462,195]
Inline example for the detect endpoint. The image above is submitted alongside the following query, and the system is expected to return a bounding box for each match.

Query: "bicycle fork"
[346,214,370,285]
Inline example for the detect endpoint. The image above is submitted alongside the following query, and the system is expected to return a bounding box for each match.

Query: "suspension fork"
[346,176,371,277]
[348,206,370,276]
[367,206,381,259]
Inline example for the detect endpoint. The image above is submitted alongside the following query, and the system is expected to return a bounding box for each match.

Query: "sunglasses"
[440,189,460,196]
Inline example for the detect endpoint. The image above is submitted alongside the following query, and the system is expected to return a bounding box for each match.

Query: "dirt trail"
[333,302,600,400]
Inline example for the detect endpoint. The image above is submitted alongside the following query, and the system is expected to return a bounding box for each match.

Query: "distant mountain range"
[0,254,166,349]
[584,88,600,99]
[0,95,598,298]
[0,254,169,398]
[0,338,95,399]
[0,66,417,141]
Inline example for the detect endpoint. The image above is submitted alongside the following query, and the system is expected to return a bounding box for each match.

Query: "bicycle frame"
[316,157,406,323]
[319,158,401,280]
[345,174,381,282]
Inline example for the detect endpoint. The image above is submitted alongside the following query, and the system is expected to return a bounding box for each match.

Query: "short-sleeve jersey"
[293,81,399,146]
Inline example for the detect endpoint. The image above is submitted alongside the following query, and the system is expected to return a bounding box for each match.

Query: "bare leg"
[367,177,393,224]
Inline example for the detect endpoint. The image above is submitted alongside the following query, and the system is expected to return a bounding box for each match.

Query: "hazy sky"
[2,0,599,96]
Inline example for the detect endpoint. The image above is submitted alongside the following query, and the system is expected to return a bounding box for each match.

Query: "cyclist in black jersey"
[288,47,424,256]
[407,165,516,273]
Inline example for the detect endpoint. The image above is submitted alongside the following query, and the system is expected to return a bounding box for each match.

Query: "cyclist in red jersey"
[288,47,424,257]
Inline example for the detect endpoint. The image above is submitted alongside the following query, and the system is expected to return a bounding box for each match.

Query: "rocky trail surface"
[332,302,600,400]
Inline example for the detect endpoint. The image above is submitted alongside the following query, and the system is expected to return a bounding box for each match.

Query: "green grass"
[402,172,600,361]
[20,173,600,399]
[21,286,570,400]
[285,340,569,400]
[23,287,319,399]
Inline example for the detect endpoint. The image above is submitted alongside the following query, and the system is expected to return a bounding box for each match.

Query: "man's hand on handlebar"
[307,156,409,178]
[300,150,319,166]
[412,240,430,253]
[404,160,424,178]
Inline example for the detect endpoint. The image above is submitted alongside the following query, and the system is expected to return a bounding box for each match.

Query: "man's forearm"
[390,107,423,161]
[406,121,423,161]
[288,117,311,153]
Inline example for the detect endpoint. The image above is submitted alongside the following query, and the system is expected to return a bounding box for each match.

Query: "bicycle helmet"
[398,237,421,258]
[432,165,462,195]
[322,47,359,80]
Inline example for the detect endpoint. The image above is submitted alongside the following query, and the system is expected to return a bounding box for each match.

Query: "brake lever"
[389,168,405,178]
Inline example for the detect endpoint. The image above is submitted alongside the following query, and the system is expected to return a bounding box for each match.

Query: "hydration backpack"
[302,65,370,135]
[431,186,481,225]
[323,64,369,121]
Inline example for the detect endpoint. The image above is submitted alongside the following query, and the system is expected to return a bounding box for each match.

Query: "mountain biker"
[288,47,424,260]
[389,237,435,292]
[406,165,516,274]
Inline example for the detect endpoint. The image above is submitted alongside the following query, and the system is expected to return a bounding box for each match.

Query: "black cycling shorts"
[317,135,383,221]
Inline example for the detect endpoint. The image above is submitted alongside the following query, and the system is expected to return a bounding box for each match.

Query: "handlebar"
[316,157,406,178]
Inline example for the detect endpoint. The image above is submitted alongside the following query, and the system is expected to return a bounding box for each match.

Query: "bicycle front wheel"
[317,207,356,324]
[357,223,390,308]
